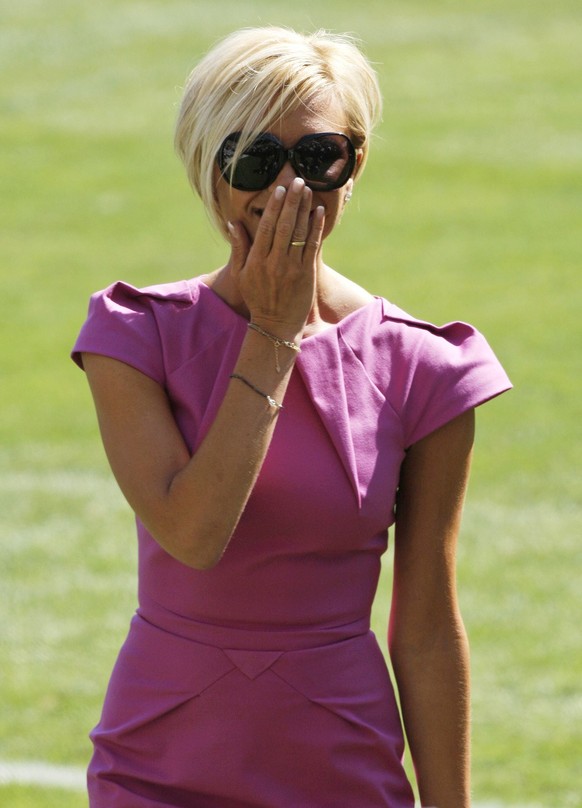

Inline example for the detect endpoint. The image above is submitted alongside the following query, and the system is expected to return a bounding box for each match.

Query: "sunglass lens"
[295,135,354,190]
[221,135,282,191]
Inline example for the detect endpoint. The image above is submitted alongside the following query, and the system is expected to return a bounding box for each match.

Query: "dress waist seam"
[137,596,371,652]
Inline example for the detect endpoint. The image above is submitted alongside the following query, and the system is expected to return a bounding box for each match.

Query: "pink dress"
[72,277,511,807]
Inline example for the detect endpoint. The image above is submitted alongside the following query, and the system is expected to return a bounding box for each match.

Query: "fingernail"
[227,221,236,236]
[292,177,305,191]
[274,186,286,200]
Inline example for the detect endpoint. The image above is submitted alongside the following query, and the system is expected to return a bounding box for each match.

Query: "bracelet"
[248,322,301,373]
[229,374,283,411]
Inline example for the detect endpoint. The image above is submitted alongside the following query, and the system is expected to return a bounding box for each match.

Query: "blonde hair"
[174,27,383,237]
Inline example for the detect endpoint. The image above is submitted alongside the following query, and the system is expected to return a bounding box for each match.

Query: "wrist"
[247,315,304,345]
[246,321,301,374]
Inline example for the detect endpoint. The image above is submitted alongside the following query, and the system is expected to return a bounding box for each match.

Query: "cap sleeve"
[382,303,512,448]
[71,281,166,384]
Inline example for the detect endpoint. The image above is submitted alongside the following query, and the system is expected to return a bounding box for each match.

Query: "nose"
[268,159,300,191]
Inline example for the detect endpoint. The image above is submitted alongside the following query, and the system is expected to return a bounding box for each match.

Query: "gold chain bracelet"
[247,322,301,373]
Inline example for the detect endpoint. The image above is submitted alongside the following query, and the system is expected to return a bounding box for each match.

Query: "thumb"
[227,221,250,278]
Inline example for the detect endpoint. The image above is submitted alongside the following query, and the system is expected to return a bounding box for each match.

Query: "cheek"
[214,184,231,222]
[320,198,345,239]
[213,167,239,222]
[215,189,246,232]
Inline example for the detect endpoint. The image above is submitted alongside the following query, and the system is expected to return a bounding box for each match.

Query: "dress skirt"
[88,610,415,807]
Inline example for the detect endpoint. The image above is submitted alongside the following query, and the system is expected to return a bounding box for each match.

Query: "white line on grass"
[0,760,86,790]
[0,760,544,807]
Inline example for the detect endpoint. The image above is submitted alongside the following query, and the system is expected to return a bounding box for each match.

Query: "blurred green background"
[1,1,580,805]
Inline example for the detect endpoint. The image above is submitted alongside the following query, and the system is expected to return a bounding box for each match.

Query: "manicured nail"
[274,186,286,200]
[292,177,305,191]
[227,221,236,237]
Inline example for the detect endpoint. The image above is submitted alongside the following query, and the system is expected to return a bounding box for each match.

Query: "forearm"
[390,618,471,808]
[157,323,301,568]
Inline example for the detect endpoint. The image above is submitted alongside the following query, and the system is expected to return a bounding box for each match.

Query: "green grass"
[0,785,84,808]
[1,1,581,805]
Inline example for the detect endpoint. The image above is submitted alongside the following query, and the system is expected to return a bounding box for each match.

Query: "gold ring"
[290,240,306,247]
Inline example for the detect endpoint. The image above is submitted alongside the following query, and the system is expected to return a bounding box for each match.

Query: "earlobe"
[344,178,354,204]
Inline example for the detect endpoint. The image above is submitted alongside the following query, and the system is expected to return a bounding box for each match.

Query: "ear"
[353,148,364,176]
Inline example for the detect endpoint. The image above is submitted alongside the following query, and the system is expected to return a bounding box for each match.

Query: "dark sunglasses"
[217,131,357,192]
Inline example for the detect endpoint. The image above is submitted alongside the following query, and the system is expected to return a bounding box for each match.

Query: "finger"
[227,220,251,280]
[288,186,312,252]
[270,177,307,253]
[302,205,325,260]
[252,185,287,256]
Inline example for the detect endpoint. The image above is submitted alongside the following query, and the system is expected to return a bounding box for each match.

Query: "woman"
[73,27,511,808]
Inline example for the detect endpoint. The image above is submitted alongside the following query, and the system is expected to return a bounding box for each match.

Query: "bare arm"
[389,409,475,808]
[83,179,324,569]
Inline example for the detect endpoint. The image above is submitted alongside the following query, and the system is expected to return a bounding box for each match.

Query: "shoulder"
[71,277,210,382]
[345,297,502,369]
[340,297,512,447]
[87,278,196,314]
[377,298,475,344]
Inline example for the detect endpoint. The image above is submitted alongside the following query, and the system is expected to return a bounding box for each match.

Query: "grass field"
[1,0,581,805]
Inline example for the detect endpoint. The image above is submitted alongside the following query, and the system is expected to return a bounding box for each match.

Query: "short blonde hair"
[174,27,382,237]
